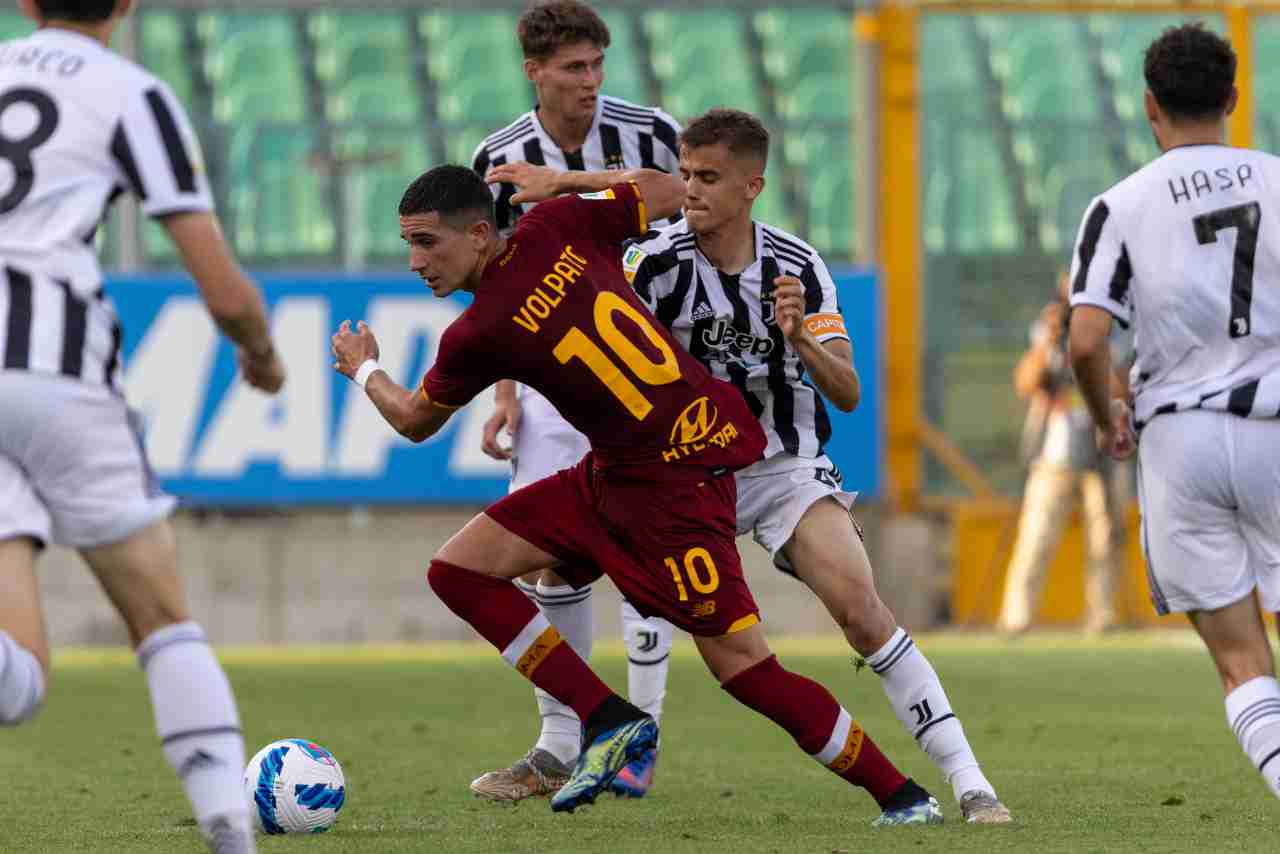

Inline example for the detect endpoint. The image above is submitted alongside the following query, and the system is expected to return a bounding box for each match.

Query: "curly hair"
[1144,22,1236,121]
[680,108,770,167]
[518,1,611,61]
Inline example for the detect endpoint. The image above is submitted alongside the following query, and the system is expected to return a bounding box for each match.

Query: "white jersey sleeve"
[113,81,212,218]
[1068,196,1133,328]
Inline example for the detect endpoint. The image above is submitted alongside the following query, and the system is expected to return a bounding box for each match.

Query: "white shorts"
[735,454,858,573]
[1137,410,1280,615]
[0,372,176,549]
[509,386,590,492]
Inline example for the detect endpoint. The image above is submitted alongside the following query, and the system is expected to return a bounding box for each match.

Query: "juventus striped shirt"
[0,28,212,387]
[471,94,681,234]
[1069,144,1280,427]
[626,219,849,461]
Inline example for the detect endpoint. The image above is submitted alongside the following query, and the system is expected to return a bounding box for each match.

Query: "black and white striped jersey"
[471,95,680,234]
[0,28,211,387]
[627,219,849,461]
[1070,145,1280,428]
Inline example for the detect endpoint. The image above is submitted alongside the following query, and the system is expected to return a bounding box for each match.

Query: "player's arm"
[484,162,685,224]
[162,212,285,393]
[330,321,455,442]
[773,276,859,412]
[1068,306,1133,459]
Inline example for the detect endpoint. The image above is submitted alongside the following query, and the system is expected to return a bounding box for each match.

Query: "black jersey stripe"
[602,104,654,123]
[638,133,656,169]
[759,256,799,453]
[717,267,768,422]
[104,316,122,389]
[1227,379,1260,417]
[1072,200,1110,294]
[564,148,586,171]
[632,248,684,306]
[56,280,87,378]
[471,147,490,176]
[599,122,624,168]
[799,260,824,314]
[3,266,33,370]
[110,122,147,200]
[485,117,535,150]
[522,138,547,167]
[763,236,810,271]
[653,114,680,157]
[655,259,696,330]
[144,89,196,194]
[762,226,815,260]
[1108,243,1133,306]
[489,154,518,232]
[602,99,654,120]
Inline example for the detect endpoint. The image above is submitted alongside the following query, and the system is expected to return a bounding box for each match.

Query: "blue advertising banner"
[110,269,881,505]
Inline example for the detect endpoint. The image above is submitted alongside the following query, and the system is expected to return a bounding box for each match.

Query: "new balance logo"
[636,630,660,653]
[691,300,716,322]
[177,750,224,779]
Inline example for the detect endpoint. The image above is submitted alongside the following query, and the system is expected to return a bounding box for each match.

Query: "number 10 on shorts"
[664,547,720,601]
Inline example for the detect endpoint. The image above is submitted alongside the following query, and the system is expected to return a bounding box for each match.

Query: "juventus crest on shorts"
[0,28,212,388]
[1069,144,1280,428]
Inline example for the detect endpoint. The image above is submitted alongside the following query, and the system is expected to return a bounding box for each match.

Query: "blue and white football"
[243,739,346,834]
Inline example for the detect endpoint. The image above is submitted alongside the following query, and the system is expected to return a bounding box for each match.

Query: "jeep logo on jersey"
[670,396,718,445]
[702,320,775,358]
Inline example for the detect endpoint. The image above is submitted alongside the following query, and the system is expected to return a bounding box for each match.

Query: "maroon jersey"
[422,183,765,481]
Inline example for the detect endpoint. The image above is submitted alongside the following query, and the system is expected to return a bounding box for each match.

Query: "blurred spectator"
[997,273,1129,636]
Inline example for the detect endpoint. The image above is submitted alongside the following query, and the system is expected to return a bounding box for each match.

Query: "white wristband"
[353,359,382,389]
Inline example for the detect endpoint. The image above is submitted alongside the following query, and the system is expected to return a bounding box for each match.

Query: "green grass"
[2,633,1278,853]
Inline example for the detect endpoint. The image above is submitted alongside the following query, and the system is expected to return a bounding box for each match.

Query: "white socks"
[866,627,994,803]
[622,599,672,722]
[530,581,593,766]
[138,622,251,840]
[1225,675,1280,798]
[0,630,45,725]
[523,583,674,765]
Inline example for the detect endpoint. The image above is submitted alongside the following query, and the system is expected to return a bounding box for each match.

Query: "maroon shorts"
[485,454,760,637]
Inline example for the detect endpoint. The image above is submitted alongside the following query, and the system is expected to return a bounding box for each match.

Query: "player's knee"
[0,643,47,726]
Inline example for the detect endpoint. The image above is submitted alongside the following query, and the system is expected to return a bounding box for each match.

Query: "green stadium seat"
[805,148,854,257]
[310,12,418,123]
[138,12,194,106]
[598,9,647,105]
[198,12,307,124]
[778,73,849,122]
[335,129,428,259]
[1255,20,1280,151]
[0,12,32,41]
[921,16,983,101]
[980,16,1098,120]
[227,126,333,261]
[754,9,852,96]
[422,12,524,87]
[643,10,760,119]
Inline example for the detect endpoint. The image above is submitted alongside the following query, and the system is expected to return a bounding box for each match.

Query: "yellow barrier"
[948,499,1184,628]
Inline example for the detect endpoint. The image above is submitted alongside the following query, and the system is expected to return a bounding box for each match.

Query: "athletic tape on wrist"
[354,359,382,389]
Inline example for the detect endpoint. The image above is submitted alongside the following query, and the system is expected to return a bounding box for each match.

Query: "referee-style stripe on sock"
[427,560,613,723]
[722,655,907,806]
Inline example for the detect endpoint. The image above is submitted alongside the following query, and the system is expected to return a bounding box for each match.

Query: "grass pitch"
[1,633,1277,853]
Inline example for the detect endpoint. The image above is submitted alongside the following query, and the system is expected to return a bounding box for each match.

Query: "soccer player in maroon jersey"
[330,164,940,820]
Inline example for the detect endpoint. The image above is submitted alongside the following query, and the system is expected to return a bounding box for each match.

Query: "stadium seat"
[754,8,852,100]
[421,11,531,126]
[334,129,429,260]
[309,12,419,122]
[1255,19,1280,151]
[197,12,307,123]
[979,16,1098,120]
[138,12,195,106]
[598,9,647,105]
[227,126,333,261]
[642,10,760,119]
[0,12,32,41]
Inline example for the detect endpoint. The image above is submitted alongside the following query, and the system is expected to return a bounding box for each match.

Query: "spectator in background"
[997,273,1127,636]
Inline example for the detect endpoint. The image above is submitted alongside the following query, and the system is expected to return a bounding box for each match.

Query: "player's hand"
[773,276,807,342]
[485,162,564,205]
[1097,398,1136,460]
[331,320,380,380]
[481,396,522,461]
[238,344,286,394]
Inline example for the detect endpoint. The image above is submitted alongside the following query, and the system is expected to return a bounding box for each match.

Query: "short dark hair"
[399,165,496,228]
[34,1,117,22]
[679,108,770,167]
[518,1,611,62]
[1144,22,1236,122]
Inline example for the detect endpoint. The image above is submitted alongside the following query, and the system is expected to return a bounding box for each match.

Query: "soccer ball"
[243,739,346,834]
